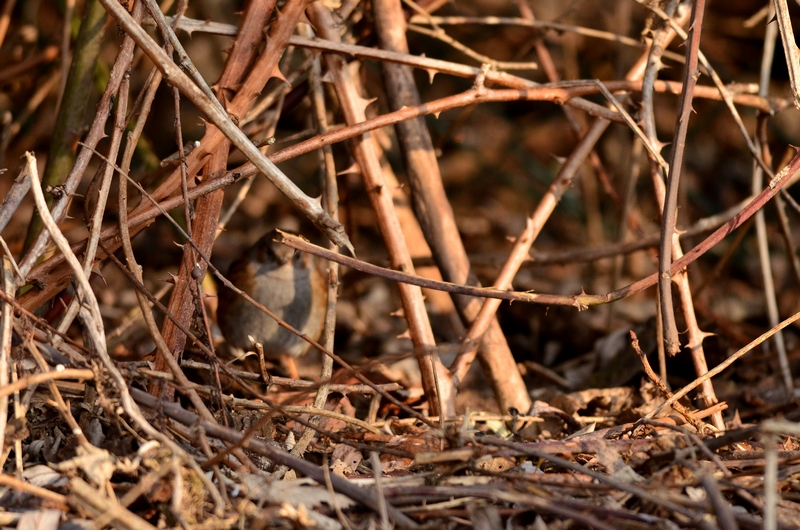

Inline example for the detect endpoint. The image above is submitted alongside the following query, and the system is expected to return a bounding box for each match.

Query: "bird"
[217,230,328,377]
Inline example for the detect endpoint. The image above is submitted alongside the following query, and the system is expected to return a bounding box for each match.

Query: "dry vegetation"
[2,0,800,528]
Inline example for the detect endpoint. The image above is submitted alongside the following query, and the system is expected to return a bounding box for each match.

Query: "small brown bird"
[217,230,327,373]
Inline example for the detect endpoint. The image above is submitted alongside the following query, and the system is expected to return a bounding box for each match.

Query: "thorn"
[271,65,289,85]
[571,289,588,311]
[90,267,108,286]
[337,163,360,176]
[357,96,377,114]
[698,330,716,342]
[423,65,437,84]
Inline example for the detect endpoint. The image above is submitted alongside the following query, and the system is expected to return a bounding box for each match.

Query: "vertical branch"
[640,2,724,429]
[774,0,800,109]
[19,1,141,278]
[373,0,529,413]
[307,2,455,417]
[753,3,793,394]
[289,23,341,461]
[0,256,13,463]
[0,0,16,48]
[54,65,131,336]
[24,0,107,252]
[658,0,706,355]
[148,0,280,400]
